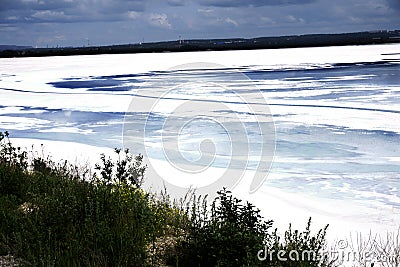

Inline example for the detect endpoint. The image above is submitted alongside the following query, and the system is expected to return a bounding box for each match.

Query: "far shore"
[1,30,399,58]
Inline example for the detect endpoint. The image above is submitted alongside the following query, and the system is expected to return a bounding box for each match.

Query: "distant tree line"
[1,30,399,58]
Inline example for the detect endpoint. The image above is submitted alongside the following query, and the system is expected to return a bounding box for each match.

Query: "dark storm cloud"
[0,0,398,47]
[0,0,144,11]
[0,0,76,12]
[386,0,400,10]
[167,0,185,6]
[198,0,316,7]
[0,0,146,23]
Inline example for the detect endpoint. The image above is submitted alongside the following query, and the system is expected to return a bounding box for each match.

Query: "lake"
[1,44,399,237]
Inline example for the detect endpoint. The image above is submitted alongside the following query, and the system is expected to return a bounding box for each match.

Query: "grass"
[0,131,337,266]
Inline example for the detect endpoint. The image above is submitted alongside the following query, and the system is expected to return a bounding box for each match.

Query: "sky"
[0,0,399,47]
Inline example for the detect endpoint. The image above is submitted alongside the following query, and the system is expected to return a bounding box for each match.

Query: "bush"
[267,218,331,267]
[172,189,272,266]
[0,132,162,266]
[171,189,333,267]
[0,131,334,267]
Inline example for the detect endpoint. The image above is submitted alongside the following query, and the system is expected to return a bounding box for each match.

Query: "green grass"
[0,131,334,267]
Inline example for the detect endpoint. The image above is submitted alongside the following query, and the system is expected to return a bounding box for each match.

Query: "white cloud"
[224,17,238,26]
[0,25,18,32]
[31,10,70,20]
[127,11,140,19]
[261,16,275,24]
[54,35,66,40]
[6,16,19,21]
[198,8,214,14]
[286,15,305,23]
[349,16,363,23]
[148,13,172,29]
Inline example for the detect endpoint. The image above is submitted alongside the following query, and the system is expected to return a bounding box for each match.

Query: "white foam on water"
[1,43,399,239]
[0,116,51,130]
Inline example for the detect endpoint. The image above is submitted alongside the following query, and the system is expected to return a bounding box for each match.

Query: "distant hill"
[1,30,399,58]
[0,45,33,51]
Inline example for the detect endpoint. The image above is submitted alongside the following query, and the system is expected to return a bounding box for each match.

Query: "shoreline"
[11,137,400,242]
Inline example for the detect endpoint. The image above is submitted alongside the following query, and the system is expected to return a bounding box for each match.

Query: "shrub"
[171,190,334,267]
[267,218,331,267]
[0,132,159,266]
[173,189,273,267]
[0,131,28,171]
[94,148,146,188]
[0,131,335,267]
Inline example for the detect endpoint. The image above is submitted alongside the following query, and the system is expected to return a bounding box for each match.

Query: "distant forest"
[1,30,399,58]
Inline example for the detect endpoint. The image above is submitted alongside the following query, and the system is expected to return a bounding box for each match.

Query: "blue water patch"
[275,140,361,158]
[269,103,400,114]
[49,79,122,89]
[48,75,141,92]
[87,86,134,92]
[279,89,386,101]
[244,60,400,87]
[4,106,125,124]
[1,106,126,148]
[332,60,398,69]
